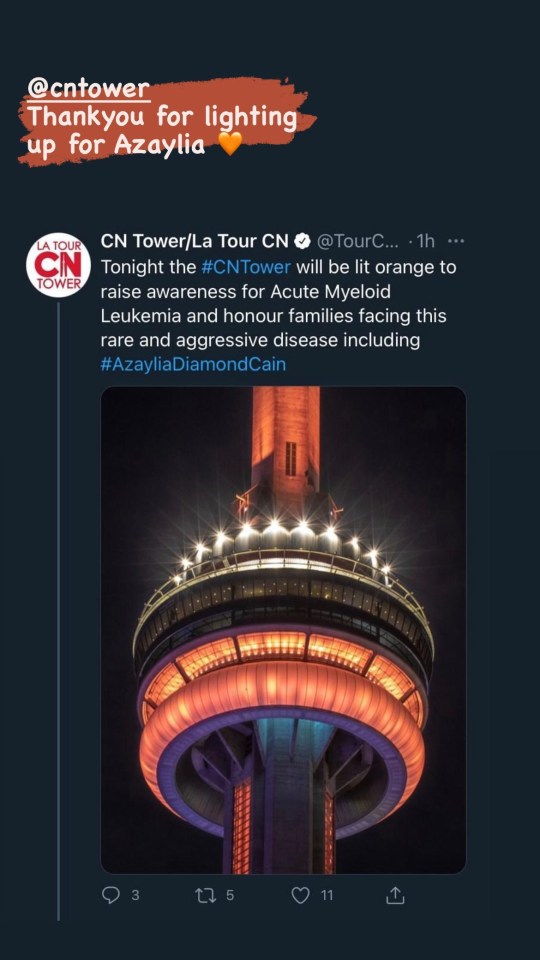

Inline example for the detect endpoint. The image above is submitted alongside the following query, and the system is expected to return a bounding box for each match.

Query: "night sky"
[101,387,465,874]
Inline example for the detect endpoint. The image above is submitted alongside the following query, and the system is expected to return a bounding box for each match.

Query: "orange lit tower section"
[239,386,340,529]
[251,386,320,513]
[133,388,434,874]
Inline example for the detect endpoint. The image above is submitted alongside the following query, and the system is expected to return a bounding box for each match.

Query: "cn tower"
[133,387,433,874]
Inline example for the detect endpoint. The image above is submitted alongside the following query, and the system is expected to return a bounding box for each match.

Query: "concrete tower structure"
[133,388,433,874]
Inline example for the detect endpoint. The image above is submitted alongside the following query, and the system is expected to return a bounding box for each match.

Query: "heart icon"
[291,886,310,904]
[218,131,243,156]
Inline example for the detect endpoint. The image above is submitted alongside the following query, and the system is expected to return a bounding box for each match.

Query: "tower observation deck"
[133,387,433,874]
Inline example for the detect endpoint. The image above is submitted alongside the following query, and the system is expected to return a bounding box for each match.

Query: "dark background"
[102,387,465,873]
[4,0,534,942]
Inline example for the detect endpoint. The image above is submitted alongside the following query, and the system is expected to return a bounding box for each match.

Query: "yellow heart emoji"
[218,131,243,156]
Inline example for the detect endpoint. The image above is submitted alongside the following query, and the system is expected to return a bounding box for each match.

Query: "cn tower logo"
[26,232,91,297]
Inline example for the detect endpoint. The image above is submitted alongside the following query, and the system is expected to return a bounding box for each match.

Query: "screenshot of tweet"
[8,7,534,942]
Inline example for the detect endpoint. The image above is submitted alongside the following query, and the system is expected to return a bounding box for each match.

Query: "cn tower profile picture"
[102,386,466,875]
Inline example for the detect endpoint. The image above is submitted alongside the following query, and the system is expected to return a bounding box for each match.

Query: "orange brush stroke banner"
[18,77,317,167]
